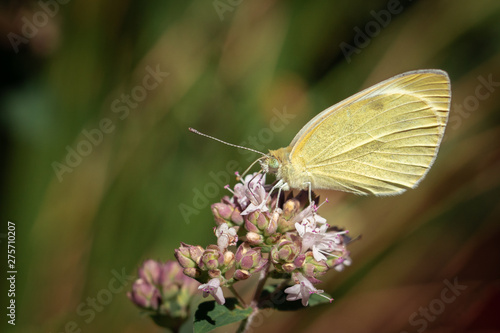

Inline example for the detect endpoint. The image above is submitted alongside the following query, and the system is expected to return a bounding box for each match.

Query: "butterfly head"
[259,155,281,174]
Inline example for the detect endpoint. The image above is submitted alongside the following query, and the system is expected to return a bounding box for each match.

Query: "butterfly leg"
[267,179,289,212]
[275,184,284,210]
[302,181,312,205]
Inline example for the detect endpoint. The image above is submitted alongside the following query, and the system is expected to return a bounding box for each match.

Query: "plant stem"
[250,262,270,308]
[236,261,270,333]
[228,285,247,308]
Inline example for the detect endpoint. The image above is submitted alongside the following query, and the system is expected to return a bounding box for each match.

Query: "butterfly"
[191,69,451,199]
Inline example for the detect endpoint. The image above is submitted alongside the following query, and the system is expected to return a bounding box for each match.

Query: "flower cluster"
[175,173,351,306]
[128,260,199,328]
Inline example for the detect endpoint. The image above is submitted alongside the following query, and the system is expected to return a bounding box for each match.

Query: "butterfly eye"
[268,157,280,170]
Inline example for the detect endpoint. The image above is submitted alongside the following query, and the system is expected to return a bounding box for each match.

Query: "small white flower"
[301,232,336,261]
[214,224,238,251]
[284,273,332,306]
[295,207,349,262]
[294,204,327,237]
[198,278,225,305]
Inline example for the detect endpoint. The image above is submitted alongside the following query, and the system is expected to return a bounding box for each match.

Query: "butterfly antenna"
[189,128,267,156]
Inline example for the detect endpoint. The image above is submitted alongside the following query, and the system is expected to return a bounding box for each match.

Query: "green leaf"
[193,298,253,333]
[258,284,333,311]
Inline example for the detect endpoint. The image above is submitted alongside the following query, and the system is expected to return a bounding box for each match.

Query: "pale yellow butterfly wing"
[287,69,450,195]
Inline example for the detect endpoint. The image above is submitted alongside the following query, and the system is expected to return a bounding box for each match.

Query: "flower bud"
[246,232,263,245]
[138,259,162,285]
[271,234,303,273]
[234,242,267,279]
[159,262,182,299]
[282,199,300,219]
[264,210,279,236]
[208,269,222,279]
[128,260,199,325]
[199,245,225,271]
[223,251,235,267]
[302,252,329,279]
[245,210,272,233]
[271,234,302,262]
[282,263,296,273]
[277,199,302,233]
[183,267,201,279]
[211,201,243,226]
[128,278,161,310]
[175,243,204,268]
[234,269,251,280]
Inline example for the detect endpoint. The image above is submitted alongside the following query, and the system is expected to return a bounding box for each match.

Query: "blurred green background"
[1,0,499,332]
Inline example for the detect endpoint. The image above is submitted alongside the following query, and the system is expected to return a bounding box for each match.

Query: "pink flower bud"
[208,269,222,279]
[183,267,201,279]
[271,234,303,273]
[212,201,244,226]
[234,269,251,280]
[282,199,300,218]
[246,232,263,245]
[302,252,328,279]
[128,279,161,310]
[211,203,233,224]
[235,242,267,274]
[138,259,162,285]
[199,245,225,271]
[246,210,272,233]
[175,242,205,269]
[265,211,279,236]
[223,251,235,267]
[282,263,296,273]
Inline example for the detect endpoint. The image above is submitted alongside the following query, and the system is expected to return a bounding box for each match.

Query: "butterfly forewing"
[288,70,450,195]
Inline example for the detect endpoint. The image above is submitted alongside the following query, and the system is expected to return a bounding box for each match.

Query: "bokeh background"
[1,0,500,332]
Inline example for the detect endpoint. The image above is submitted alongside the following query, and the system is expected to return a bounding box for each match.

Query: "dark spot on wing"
[372,101,384,111]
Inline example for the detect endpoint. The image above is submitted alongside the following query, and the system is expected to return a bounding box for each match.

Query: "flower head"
[128,260,199,320]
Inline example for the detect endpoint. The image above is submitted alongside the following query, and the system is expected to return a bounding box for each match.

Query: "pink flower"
[294,207,349,262]
[198,278,225,305]
[240,174,269,215]
[284,273,332,306]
